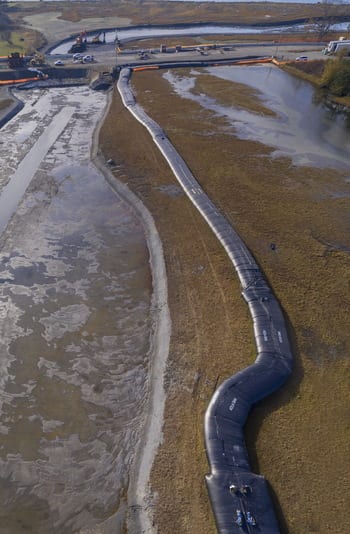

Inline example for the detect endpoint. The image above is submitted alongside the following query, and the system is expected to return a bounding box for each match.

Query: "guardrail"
[117,66,293,533]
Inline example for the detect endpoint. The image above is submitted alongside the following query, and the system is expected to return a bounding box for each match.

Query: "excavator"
[68,31,87,54]
[90,31,106,45]
[29,50,45,66]
[68,30,105,53]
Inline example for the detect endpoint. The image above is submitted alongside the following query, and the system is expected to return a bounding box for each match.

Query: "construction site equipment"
[90,31,106,45]
[68,31,87,54]
[29,51,45,66]
[7,52,26,69]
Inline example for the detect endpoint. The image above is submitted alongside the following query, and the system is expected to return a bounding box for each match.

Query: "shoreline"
[92,89,171,533]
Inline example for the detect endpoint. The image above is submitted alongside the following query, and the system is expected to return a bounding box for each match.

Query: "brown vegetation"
[100,68,350,534]
[9,0,350,28]
[283,58,350,106]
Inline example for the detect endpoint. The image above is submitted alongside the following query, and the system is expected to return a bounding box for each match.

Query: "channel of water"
[0,87,152,533]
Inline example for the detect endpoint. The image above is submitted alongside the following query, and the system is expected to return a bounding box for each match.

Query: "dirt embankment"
[99,69,350,534]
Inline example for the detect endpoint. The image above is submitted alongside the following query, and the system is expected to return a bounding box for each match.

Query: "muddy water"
[0,88,152,533]
[51,24,307,54]
[163,66,350,171]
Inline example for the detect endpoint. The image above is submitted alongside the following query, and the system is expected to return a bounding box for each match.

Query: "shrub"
[321,55,350,96]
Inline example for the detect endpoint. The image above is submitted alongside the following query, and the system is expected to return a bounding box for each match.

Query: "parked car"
[295,56,308,61]
[73,53,83,60]
[54,60,64,66]
[83,55,94,63]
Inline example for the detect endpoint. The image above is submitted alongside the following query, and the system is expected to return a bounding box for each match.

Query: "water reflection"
[164,65,350,170]
[52,24,307,55]
[0,88,151,532]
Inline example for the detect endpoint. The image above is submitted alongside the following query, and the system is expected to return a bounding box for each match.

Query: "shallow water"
[50,23,319,55]
[163,66,350,171]
[0,88,152,533]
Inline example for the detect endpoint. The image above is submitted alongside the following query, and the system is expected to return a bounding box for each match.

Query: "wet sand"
[0,87,154,533]
[92,94,171,534]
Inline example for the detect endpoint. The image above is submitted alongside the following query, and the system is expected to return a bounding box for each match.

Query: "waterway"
[51,21,350,55]
[0,87,152,533]
[51,25,305,55]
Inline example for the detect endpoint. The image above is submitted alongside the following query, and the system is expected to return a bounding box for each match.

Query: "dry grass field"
[8,0,350,28]
[99,69,350,534]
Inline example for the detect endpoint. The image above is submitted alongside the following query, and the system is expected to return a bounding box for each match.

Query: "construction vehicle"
[90,31,106,45]
[7,52,26,69]
[68,31,87,54]
[29,51,45,67]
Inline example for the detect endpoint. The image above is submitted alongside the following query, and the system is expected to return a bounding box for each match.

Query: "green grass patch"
[281,57,350,105]
[0,28,45,56]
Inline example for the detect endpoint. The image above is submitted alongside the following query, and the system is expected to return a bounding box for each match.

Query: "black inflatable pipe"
[117,67,293,533]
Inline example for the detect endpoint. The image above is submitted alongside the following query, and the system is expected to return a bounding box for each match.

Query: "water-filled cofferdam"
[117,67,293,533]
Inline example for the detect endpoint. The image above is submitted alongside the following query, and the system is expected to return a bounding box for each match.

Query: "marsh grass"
[9,1,350,27]
[100,68,350,534]
[192,73,277,116]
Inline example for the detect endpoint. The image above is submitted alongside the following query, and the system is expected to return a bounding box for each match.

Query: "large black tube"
[117,67,293,533]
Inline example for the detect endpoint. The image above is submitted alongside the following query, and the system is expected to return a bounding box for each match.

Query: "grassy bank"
[0,27,45,55]
[282,58,350,107]
[99,68,350,533]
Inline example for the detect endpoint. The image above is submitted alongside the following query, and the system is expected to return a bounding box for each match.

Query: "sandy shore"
[92,91,171,534]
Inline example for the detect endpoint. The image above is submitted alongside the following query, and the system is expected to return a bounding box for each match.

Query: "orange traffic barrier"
[132,65,159,72]
[234,58,273,65]
[0,75,48,86]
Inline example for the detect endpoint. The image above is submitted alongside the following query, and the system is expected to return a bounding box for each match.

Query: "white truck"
[323,39,350,55]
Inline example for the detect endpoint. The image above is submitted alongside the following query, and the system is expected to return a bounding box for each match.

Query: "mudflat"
[99,69,350,533]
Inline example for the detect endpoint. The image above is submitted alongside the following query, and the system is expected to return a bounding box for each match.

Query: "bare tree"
[310,0,347,40]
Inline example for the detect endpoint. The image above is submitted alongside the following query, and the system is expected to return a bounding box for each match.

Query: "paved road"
[49,40,326,69]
